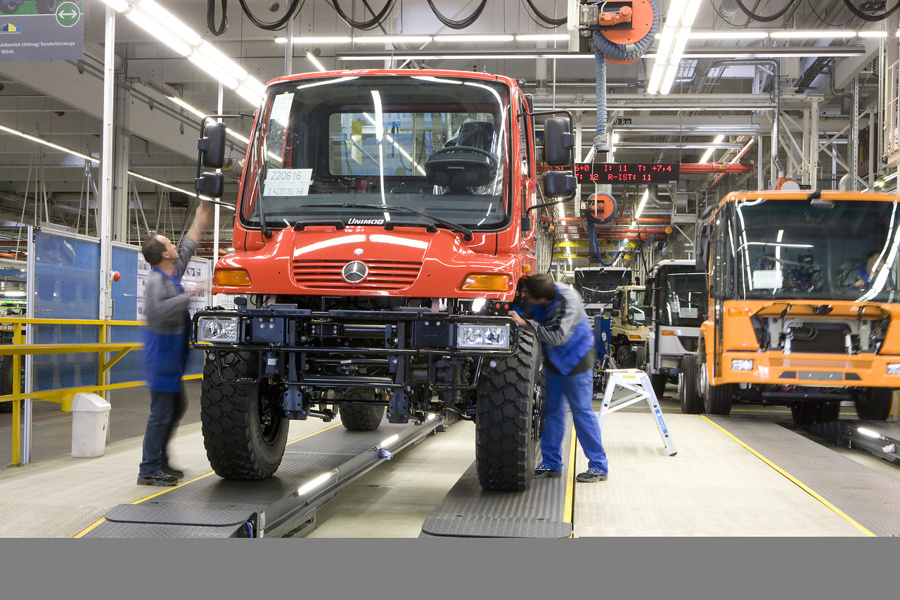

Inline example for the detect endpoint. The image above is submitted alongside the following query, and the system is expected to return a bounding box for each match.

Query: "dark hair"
[142,234,166,266]
[524,273,558,301]
[867,250,880,261]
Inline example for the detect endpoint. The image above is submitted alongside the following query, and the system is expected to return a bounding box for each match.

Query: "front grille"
[293,259,422,290]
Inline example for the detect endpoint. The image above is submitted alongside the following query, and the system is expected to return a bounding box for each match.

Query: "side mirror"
[543,117,574,166]
[195,172,224,198]
[695,206,715,273]
[542,171,577,198]
[199,122,227,169]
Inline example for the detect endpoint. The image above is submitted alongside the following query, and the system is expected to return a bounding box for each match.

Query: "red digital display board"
[547,163,681,184]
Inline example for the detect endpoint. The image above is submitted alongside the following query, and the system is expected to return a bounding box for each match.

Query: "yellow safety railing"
[0,317,201,466]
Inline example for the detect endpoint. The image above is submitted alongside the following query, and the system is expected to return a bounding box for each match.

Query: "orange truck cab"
[684,190,900,424]
[190,69,576,491]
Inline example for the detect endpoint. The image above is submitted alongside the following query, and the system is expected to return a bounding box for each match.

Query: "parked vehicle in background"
[609,285,649,369]
[573,266,632,315]
[684,189,900,424]
[641,259,707,405]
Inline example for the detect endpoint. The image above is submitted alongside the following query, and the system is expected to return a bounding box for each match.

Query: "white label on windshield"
[271,93,294,127]
[263,169,312,196]
[753,269,781,289]
[680,307,698,319]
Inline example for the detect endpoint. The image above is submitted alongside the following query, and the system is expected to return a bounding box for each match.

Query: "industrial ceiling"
[0,0,893,269]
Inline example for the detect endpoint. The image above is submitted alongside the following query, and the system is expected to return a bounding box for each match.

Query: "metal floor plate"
[82,420,442,538]
[710,415,900,537]
[421,417,573,539]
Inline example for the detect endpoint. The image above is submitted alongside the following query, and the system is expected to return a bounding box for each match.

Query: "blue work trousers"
[539,368,608,475]
[139,387,187,477]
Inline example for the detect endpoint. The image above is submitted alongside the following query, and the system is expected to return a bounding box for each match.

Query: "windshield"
[661,272,707,326]
[731,198,900,302]
[574,269,631,305]
[240,75,510,232]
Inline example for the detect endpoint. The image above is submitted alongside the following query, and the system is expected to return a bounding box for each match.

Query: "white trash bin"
[71,392,111,458]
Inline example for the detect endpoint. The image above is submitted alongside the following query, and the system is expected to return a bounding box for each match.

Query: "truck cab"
[609,284,650,368]
[642,259,708,400]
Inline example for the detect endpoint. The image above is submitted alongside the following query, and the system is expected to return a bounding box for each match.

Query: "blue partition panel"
[32,232,100,392]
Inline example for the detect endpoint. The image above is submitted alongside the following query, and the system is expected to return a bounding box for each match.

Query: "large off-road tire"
[699,355,733,415]
[0,2,19,15]
[790,399,842,425]
[338,389,385,431]
[201,351,289,479]
[855,388,893,421]
[475,329,542,491]
[679,354,704,414]
[615,342,635,368]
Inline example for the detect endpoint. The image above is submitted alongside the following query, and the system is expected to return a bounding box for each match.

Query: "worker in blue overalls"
[510,274,608,483]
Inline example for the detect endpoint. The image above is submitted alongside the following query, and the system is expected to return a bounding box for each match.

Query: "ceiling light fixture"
[306,51,327,72]
[432,34,515,43]
[770,30,857,39]
[700,135,725,163]
[647,0,702,95]
[0,121,228,205]
[634,189,650,219]
[100,0,265,104]
[354,35,433,45]
[275,36,353,44]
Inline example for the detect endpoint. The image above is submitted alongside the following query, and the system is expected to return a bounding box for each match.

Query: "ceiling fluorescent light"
[433,35,515,43]
[858,31,888,38]
[689,30,768,40]
[306,51,327,72]
[516,34,569,42]
[0,123,98,164]
[634,189,649,219]
[168,96,205,118]
[770,30,857,39]
[700,135,725,163]
[275,36,353,44]
[235,83,263,106]
[354,36,433,44]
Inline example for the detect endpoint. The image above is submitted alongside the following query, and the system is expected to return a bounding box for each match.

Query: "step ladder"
[597,369,677,456]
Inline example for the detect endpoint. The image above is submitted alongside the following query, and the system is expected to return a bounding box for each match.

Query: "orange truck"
[190,69,576,491]
[683,190,899,424]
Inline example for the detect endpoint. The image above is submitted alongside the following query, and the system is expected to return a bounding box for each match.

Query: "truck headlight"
[197,317,239,343]
[887,363,900,375]
[731,359,754,371]
[457,324,509,349]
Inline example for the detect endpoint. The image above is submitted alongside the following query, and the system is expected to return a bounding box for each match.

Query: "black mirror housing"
[542,171,577,198]
[199,122,227,169]
[195,172,224,198]
[543,117,574,166]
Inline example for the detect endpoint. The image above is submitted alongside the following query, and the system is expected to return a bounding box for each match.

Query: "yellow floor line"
[73,422,345,538]
[702,415,876,537]
[562,427,577,536]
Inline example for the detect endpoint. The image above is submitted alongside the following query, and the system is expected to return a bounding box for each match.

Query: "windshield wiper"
[294,202,473,241]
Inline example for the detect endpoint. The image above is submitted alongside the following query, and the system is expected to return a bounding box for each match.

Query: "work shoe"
[576,469,608,483]
[534,464,563,479]
[161,465,184,479]
[137,472,178,486]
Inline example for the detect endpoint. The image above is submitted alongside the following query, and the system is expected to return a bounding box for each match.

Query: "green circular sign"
[56,2,81,28]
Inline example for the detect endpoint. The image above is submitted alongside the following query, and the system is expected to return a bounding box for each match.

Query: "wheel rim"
[699,361,709,397]
[258,383,281,443]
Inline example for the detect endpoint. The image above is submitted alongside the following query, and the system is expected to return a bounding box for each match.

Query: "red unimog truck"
[191,69,576,491]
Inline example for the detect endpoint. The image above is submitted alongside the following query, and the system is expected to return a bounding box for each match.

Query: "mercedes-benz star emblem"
[342,261,369,283]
